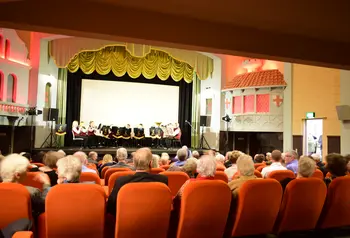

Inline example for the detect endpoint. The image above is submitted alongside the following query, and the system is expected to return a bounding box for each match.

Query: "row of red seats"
[2,175,350,238]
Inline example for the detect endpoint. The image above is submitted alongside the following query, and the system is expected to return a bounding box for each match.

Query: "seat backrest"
[275,178,327,234]
[108,171,136,194]
[87,163,97,169]
[160,171,189,197]
[214,171,228,183]
[256,165,266,172]
[312,169,324,180]
[115,182,172,238]
[230,179,282,237]
[317,176,350,229]
[20,172,48,191]
[101,166,110,179]
[0,183,32,229]
[79,172,101,185]
[254,163,264,169]
[46,184,106,238]
[160,165,170,170]
[32,163,45,167]
[254,170,262,178]
[150,168,165,174]
[177,180,231,238]
[104,167,131,186]
[268,170,295,182]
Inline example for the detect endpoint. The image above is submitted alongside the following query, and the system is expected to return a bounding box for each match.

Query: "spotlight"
[222,114,231,123]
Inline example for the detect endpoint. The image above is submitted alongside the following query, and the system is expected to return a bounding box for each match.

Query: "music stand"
[55,124,67,148]
[199,115,211,150]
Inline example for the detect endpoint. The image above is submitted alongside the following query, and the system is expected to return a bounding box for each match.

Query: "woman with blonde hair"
[98,154,116,174]
[152,154,160,168]
[72,120,88,148]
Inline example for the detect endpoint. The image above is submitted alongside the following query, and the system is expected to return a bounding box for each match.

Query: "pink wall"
[221,55,284,89]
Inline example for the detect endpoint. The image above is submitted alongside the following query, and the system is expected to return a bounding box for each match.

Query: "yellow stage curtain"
[67,46,194,83]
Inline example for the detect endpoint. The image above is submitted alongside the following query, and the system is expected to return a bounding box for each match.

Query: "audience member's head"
[229,150,242,165]
[73,151,88,165]
[197,155,216,178]
[152,154,160,168]
[215,154,225,165]
[254,154,265,163]
[207,150,216,157]
[266,152,272,161]
[326,153,347,177]
[271,150,282,162]
[159,153,169,166]
[285,150,299,164]
[177,148,187,162]
[116,148,128,162]
[311,153,321,163]
[32,151,46,163]
[134,148,153,171]
[237,154,255,177]
[43,151,64,169]
[225,151,232,162]
[102,154,113,164]
[182,158,197,177]
[345,154,350,172]
[192,150,200,159]
[56,155,82,184]
[57,150,66,157]
[88,151,98,161]
[0,154,29,183]
[297,156,316,178]
[0,154,5,164]
[20,152,31,161]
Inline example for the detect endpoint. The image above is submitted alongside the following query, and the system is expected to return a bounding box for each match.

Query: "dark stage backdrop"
[66,69,193,147]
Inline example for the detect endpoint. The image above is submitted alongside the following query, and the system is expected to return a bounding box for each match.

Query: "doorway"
[303,119,323,156]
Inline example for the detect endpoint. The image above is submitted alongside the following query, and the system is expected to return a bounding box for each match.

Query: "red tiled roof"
[225,69,286,89]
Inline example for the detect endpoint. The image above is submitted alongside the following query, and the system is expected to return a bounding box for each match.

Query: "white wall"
[200,54,222,149]
[34,39,58,147]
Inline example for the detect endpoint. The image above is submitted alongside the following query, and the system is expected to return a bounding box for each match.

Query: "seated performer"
[87,121,98,148]
[72,120,88,148]
[123,124,132,139]
[173,122,182,140]
[134,124,145,147]
[150,122,162,148]
[79,121,88,136]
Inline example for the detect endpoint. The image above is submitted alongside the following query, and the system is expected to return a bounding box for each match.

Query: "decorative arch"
[0,71,3,100]
[45,82,52,108]
[5,39,10,59]
[7,74,17,103]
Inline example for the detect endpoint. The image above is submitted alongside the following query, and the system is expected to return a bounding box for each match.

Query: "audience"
[280,156,316,191]
[215,154,226,171]
[177,155,216,197]
[228,154,257,198]
[192,150,200,159]
[159,153,170,166]
[254,154,265,163]
[110,148,135,170]
[265,152,272,165]
[224,151,242,181]
[324,153,348,187]
[98,154,115,174]
[39,151,64,186]
[285,150,299,174]
[261,150,287,178]
[87,151,98,165]
[151,154,160,168]
[56,155,83,183]
[0,154,51,217]
[224,151,233,168]
[311,153,327,176]
[173,148,187,167]
[107,148,168,216]
[32,151,46,164]
[182,158,198,178]
[73,151,97,174]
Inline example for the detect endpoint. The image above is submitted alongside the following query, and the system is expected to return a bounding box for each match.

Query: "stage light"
[222,114,231,123]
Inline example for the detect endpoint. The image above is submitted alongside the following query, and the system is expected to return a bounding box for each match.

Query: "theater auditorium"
[0,1,350,238]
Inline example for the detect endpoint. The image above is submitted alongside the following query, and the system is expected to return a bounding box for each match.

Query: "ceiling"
[0,0,349,69]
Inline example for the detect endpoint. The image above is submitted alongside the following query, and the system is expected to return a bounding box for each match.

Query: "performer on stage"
[173,122,182,140]
[72,120,88,148]
[87,121,98,148]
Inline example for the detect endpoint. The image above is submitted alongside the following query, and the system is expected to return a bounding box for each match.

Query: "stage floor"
[32,147,205,157]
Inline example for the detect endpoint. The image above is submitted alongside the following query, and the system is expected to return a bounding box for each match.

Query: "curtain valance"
[67,46,195,82]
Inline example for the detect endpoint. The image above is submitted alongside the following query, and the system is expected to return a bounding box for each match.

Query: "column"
[283,63,293,151]
[340,70,350,154]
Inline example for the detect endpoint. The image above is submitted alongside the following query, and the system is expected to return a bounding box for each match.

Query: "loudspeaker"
[336,105,350,120]
[43,108,59,122]
[200,115,211,127]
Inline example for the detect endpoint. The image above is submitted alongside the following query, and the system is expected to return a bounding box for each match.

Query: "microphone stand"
[185,120,196,133]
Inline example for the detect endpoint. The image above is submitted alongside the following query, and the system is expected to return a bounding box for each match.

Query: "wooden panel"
[327,136,340,154]
[293,135,303,156]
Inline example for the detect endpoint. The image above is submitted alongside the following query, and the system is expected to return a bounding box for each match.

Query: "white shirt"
[225,164,238,181]
[261,162,287,178]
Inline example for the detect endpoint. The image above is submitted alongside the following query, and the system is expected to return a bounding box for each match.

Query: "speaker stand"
[199,125,211,150]
[41,121,58,148]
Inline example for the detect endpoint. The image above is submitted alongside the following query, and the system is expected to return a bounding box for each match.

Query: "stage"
[32,147,206,157]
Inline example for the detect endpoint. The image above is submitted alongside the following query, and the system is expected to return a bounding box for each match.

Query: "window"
[45,83,52,108]
[243,95,254,113]
[205,98,212,115]
[4,39,10,59]
[232,96,242,114]
[256,94,270,113]
[7,74,17,103]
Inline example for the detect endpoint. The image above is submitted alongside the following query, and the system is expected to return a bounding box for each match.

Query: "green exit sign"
[306,112,315,119]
